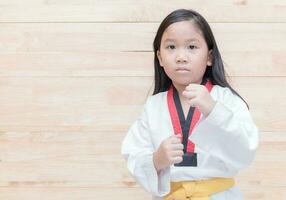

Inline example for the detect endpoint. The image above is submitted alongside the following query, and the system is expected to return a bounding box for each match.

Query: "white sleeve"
[121,98,171,197]
[189,88,259,172]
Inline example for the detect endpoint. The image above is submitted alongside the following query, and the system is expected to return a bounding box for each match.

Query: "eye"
[166,45,175,49]
[188,45,197,49]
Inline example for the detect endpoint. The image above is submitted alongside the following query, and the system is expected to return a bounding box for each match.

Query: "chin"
[174,79,192,86]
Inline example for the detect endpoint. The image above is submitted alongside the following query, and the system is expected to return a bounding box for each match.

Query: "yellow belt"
[164,178,235,200]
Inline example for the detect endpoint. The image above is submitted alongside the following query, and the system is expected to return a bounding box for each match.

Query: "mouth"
[176,67,190,72]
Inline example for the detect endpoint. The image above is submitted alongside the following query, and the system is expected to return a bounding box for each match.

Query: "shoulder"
[144,91,168,108]
[211,84,234,98]
[211,85,248,110]
[138,91,167,120]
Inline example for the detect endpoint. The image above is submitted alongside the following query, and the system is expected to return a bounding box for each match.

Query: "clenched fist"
[153,135,184,172]
[182,84,216,117]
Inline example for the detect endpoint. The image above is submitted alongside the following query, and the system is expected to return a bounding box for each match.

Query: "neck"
[172,79,203,99]
[172,83,189,106]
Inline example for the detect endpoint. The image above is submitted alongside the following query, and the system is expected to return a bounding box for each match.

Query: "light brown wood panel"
[231,77,286,132]
[0,131,285,198]
[0,51,285,77]
[0,77,284,132]
[0,23,285,52]
[236,132,286,187]
[241,188,286,200]
[0,1,284,199]
[0,0,285,22]
[0,187,150,200]
[0,187,285,200]
[0,76,152,132]
[0,131,126,187]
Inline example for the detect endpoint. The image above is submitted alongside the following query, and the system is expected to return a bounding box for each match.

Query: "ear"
[207,49,213,66]
[156,50,163,67]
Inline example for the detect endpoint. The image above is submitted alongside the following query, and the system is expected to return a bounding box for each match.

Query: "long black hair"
[152,9,249,108]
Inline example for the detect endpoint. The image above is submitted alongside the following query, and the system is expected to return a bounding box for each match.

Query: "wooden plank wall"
[0,0,285,199]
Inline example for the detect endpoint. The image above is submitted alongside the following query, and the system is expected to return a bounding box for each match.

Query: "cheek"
[192,52,209,64]
[162,60,176,76]
[160,51,174,64]
[162,66,175,80]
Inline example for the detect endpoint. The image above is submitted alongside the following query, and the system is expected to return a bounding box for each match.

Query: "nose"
[176,50,187,64]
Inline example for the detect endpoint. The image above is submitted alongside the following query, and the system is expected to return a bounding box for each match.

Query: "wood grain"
[0,51,285,77]
[0,0,285,22]
[0,77,284,132]
[0,0,285,199]
[0,23,285,53]
[0,131,285,199]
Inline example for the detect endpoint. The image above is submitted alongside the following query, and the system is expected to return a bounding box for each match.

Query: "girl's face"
[157,20,212,87]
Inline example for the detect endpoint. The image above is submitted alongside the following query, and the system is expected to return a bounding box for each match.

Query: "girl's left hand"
[182,84,216,117]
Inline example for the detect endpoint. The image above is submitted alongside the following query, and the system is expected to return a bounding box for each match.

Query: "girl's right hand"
[153,135,184,172]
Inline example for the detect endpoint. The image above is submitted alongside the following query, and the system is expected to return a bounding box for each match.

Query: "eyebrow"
[163,38,200,43]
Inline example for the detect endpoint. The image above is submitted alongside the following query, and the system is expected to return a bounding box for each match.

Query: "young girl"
[121,9,259,200]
